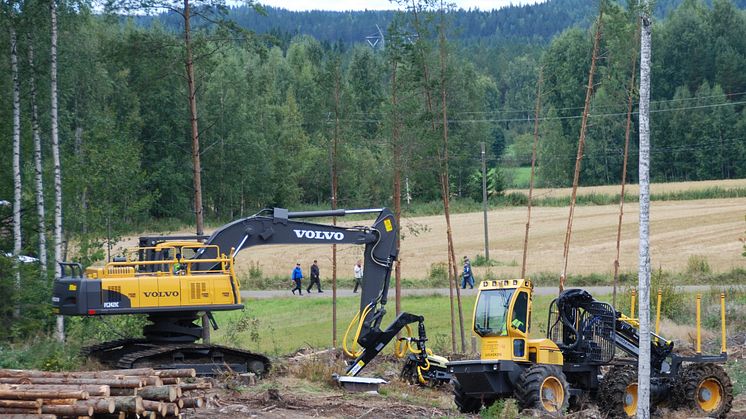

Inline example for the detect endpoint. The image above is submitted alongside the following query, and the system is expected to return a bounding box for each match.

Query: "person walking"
[461,256,474,289]
[353,259,363,293]
[307,260,323,293]
[291,263,304,295]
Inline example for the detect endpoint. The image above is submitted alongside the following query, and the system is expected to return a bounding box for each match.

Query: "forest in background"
[2,0,746,339]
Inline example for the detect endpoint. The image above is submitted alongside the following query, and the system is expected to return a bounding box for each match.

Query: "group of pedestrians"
[290,259,364,295]
[290,256,476,295]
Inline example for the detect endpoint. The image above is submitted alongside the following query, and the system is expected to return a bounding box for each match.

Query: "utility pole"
[637,5,653,418]
[481,143,489,260]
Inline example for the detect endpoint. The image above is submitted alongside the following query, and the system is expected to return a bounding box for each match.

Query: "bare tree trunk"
[11,25,22,319]
[391,60,402,317]
[521,69,543,279]
[50,0,65,341]
[331,60,341,348]
[438,6,465,352]
[28,36,48,279]
[184,0,203,236]
[181,0,208,342]
[613,24,640,308]
[560,11,603,293]
[637,9,653,419]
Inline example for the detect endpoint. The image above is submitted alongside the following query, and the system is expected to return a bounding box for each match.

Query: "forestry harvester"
[448,280,733,417]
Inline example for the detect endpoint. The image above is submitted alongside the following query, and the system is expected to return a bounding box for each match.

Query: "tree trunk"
[438,6,466,352]
[560,11,603,293]
[331,59,340,348]
[11,25,22,319]
[0,389,88,400]
[184,0,203,236]
[391,60,402,317]
[5,384,109,397]
[111,396,144,414]
[50,0,64,342]
[637,10,653,419]
[136,386,177,402]
[522,70,543,279]
[77,398,116,414]
[27,36,47,279]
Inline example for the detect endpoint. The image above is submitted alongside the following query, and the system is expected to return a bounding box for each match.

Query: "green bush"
[686,255,711,275]
[481,398,520,418]
[0,338,83,370]
[428,262,448,281]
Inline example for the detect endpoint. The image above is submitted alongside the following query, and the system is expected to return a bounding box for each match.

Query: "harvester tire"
[599,365,638,418]
[452,378,482,414]
[514,364,569,416]
[676,363,732,418]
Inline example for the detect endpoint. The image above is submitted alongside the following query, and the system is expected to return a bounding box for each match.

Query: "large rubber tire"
[452,378,482,414]
[676,363,733,418]
[598,365,638,418]
[514,364,570,416]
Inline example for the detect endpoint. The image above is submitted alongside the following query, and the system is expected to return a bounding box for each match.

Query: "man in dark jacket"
[291,263,304,295]
[307,260,323,293]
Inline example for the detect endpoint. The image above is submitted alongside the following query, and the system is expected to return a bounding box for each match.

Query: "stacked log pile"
[0,368,211,418]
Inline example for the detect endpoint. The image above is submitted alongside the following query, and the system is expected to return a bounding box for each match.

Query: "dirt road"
[240,284,745,299]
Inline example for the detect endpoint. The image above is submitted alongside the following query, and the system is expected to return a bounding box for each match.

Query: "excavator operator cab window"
[511,291,528,334]
[474,289,515,337]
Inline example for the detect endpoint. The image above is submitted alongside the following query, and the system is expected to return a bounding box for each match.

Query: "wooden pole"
[560,10,604,293]
[481,142,490,261]
[521,69,543,279]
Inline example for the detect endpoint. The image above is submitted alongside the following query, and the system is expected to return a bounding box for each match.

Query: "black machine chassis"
[84,338,271,376]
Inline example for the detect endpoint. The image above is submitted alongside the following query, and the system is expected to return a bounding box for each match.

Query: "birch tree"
[11,23,22,319]
[51,0,65,341]
[637,2,653,417]
[28,34,47,278]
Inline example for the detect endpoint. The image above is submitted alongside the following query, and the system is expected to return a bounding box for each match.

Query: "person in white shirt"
[353,260,363,293]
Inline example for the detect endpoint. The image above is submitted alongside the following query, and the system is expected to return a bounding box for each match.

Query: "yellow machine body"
[473,278,562,366]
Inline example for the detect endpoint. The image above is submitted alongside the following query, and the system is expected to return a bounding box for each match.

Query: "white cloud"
[257,0,544,12]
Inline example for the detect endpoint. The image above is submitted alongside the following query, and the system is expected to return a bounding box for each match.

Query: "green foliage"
[686,255,712,275]
[428,262,448,281]
[481,398,520,418]
[0,338,83,370]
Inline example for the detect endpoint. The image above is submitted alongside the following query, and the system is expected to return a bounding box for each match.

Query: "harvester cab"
[448,284,733,418]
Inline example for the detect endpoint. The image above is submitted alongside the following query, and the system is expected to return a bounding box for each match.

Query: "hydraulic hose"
[343,303,375,358]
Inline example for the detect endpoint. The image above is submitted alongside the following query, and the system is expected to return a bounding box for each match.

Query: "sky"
[256,0,544,12]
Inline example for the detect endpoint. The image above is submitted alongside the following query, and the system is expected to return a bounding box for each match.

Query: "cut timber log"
[160,378,180,385]
[141,399,163,414]
[111,396,143,414]
[153,369,195,378]
[77,398,116,414]
[1,415,56,419]
[0,377,142,388]
[36,398,77,405]
[178,382,211,391]
[0,368,153,379]
[0,400,42,409]
[41,403,93,416]
[109,388,136,396]
[180,397,204,409]
[8,384,110,396]
[136,385,178,402]
[141,411,157,419]
[135,376,163,387]
[162,402,179,416]
[93,413,125,419]
[0,389,88,400]
[0,407,41,414]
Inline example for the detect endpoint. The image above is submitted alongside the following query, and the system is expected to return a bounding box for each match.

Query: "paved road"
[240,284,743,300]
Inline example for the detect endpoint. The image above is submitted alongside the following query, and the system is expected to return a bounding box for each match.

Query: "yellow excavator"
[448,279,733,417]
[53,207,446,381]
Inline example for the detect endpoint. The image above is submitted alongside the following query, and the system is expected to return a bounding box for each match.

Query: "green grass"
[211,293,559,357]
[505,167,532,189]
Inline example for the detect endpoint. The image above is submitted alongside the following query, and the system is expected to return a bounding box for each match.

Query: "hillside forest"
[2,0,746,339]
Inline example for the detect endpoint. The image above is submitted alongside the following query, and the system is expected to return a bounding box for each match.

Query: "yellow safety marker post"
[696,294,702,354]
[630,289,636,318]
[721,292,727,354]
[655,289,662,343]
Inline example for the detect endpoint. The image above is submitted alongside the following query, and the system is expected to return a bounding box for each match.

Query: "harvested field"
[236,197,746,280]
[506,178,746,198]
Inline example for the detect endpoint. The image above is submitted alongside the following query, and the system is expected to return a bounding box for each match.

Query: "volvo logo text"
[293,229,345,241]
[144,291,180,297]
